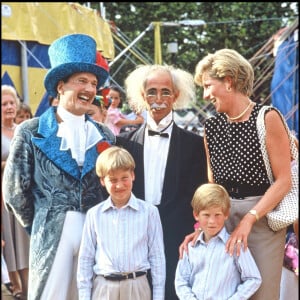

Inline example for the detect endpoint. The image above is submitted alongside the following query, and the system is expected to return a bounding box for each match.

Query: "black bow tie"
[148,129,169,138]
[147,120,173,138]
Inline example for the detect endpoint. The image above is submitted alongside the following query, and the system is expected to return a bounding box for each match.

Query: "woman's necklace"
[225,100,253,121]
[1,124,16,131]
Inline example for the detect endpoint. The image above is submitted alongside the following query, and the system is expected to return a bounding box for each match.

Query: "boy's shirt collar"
[197,226,228,246]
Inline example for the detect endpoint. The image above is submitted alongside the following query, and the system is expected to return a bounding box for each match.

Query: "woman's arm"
[115,113,144,127]
[226,109,292,256]
[204,133,214,183]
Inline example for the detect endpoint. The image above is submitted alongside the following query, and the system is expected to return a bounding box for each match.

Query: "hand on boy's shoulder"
[179,229,201,259]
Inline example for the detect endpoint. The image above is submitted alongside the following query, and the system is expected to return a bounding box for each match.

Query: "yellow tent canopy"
[2,2,115,114]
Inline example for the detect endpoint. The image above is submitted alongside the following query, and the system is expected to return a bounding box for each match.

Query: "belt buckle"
[121,272,129,279]
[229,186,244,199]
[231,187,239,194]
[229,186,239,196]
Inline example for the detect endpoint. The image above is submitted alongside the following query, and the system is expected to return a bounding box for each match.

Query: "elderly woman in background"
[2,84,30,299]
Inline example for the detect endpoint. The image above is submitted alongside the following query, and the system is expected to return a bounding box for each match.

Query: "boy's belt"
[102,271,147,281]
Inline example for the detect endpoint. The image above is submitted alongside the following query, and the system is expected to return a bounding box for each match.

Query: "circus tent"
[1,2,114,114]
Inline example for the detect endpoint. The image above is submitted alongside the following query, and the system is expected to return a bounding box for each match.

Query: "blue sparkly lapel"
[32,107,99,179]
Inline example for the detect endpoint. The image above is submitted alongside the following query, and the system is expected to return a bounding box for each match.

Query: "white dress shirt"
[144,111,173,205]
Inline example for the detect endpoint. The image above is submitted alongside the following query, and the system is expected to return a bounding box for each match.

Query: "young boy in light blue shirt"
[175,183,261,300]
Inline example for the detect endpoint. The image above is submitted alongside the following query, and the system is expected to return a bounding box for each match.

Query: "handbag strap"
[256,105,299,184]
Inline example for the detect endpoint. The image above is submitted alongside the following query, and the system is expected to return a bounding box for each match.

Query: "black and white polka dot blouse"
[205,104,271,189]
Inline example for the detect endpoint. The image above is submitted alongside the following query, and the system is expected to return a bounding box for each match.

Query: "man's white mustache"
[150,103,167,110]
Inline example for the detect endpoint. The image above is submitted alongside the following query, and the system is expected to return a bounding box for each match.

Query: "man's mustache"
[150,103,167,110]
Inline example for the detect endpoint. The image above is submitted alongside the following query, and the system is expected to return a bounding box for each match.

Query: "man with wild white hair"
[116,64,207,300]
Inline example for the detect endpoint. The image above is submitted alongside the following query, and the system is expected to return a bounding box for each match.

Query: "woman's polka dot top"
[205,104,271,188]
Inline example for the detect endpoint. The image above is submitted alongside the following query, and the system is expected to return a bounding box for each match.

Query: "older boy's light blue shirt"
[77,193,166,300]
[175,227,261,300]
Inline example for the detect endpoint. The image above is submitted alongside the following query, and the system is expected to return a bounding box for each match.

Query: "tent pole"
[21,41,29,104]
[109,23,153,67]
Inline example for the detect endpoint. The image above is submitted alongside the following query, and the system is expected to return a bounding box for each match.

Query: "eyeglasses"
[70,78,98,89]
[145,90,173,102]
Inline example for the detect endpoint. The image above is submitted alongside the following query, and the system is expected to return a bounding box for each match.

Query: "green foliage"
[88,2,298,105]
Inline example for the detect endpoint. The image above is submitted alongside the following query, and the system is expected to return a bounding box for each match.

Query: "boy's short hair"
[96,146,135,178]
[191,183,230,215]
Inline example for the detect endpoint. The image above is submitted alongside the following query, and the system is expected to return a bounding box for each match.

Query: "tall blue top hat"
[44,33,109,97]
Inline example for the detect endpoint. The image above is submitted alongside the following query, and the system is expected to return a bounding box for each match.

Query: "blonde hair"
[191,183,230,215]
[194,49,254,96]
[125,64,196,112]
[96,146,135,178]
[1,84,21,108]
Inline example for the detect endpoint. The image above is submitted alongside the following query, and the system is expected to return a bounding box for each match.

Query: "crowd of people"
[1,33,298,300]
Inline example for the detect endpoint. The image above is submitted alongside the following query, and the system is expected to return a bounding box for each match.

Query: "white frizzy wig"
[125,64,196,113]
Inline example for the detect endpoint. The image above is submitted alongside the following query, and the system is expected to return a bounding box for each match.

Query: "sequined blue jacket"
[3,106,115,300]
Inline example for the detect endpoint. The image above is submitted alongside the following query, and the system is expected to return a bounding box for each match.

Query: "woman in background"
[14,102,33,124]
[2,85,29,300]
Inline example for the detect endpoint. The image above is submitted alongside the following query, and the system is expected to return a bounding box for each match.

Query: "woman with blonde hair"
[180,48,293,299]
[2,84,29,299]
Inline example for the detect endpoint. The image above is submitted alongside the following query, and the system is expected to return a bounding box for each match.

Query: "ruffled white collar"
[57,106,103,166]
